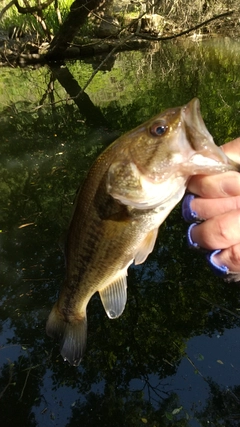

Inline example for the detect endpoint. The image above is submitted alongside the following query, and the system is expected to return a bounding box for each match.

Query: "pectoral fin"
[134,228,159,265]
[99,275,127,319]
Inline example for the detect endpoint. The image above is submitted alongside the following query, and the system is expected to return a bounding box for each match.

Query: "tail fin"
[46,304,87,366]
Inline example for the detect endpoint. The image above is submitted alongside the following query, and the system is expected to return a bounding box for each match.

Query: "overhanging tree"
[46,0,106,60]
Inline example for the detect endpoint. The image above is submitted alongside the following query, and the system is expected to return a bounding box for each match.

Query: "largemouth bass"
[46,98,240,366]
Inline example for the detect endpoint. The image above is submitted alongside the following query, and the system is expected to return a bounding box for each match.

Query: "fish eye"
[150,121,168,137]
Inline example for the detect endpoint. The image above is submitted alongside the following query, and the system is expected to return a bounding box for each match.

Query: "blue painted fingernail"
[187,223,201,249]
[206,250,229,277]
[182,194,199,223]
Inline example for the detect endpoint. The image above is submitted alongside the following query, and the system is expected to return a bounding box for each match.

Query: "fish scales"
[46,98,240,366]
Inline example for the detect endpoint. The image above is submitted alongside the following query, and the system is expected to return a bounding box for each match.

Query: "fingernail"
[206,250,229,277]
[187,223,201,249]
[182,194,200,223]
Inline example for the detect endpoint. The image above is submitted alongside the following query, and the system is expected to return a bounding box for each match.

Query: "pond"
[1,36,240,427]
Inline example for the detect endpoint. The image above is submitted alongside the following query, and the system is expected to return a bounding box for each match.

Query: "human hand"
[182,138,240,280]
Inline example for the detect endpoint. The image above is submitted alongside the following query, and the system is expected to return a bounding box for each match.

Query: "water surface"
[1,37,240,427]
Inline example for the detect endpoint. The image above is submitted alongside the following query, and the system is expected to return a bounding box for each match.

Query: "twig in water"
[0,359,14,399]
[201,296,240,319]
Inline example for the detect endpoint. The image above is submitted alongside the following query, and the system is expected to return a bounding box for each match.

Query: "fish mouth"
[183,98,240,173]
[184,98,213,143]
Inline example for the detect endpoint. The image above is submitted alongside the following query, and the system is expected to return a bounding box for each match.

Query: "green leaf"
[165,412,173,420]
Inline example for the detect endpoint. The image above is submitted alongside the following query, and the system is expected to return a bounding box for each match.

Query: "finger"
[221,138,240,164]
[187,171,240,198]
[190,195,240,220]
[190,210,240,250]
[211,244,240,273]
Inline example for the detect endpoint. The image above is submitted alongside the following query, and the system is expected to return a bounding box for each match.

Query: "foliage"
[0,0,240,41]
[160,0,235,24]
[0,0,71,36]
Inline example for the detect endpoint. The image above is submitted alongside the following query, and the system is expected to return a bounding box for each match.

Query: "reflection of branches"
[142,373,171,404]
[75,0,161,70]
[196,380,240,425]
[39,73,56,109]
[19,363,41,401]
[137,10,234,41]
[50,64,107,126]
[201,297,240,320]
[0,359,14,399]
[75,9,234,95]
[226,388,240,405]
[78,34,135,96]
[173,341,208,382]
[184,353,205,379]
[38,73,57,125]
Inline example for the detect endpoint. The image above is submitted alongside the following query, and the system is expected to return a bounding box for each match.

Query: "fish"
[46,98,240,366]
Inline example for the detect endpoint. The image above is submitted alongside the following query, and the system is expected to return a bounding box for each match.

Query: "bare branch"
[46,0,106,60]
[0,0,15,20]
[136,10,235,41]
[54,0,62,26]
[33,11,52,39]
[13,0,54,14]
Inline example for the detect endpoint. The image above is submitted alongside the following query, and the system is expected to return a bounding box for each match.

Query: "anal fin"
[99,275,127,319]
[134,228,159,265]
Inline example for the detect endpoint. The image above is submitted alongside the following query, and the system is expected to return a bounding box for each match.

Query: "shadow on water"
[1,37,240,426]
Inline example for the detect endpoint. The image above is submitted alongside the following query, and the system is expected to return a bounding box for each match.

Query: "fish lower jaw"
[187,154,237,174]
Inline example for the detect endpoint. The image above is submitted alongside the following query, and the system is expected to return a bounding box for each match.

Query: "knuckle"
[198,178,211,198]
[235,196,240,210]
[228,244,240,268]
[216,218,232,243]
[216,211,240,245]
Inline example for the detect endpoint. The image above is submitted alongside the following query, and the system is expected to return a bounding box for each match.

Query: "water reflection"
[1,37,240,426]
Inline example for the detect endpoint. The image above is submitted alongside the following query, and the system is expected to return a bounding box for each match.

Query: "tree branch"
[45,0,105,60]
[0,0,15,21]
[136,10,235,41]
[13,0,54,14]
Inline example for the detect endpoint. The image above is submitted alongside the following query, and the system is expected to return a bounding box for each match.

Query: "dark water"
[1,37,240,426]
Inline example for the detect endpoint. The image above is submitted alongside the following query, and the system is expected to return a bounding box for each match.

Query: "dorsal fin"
[134,228,159,265]
[99,275,127,319]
